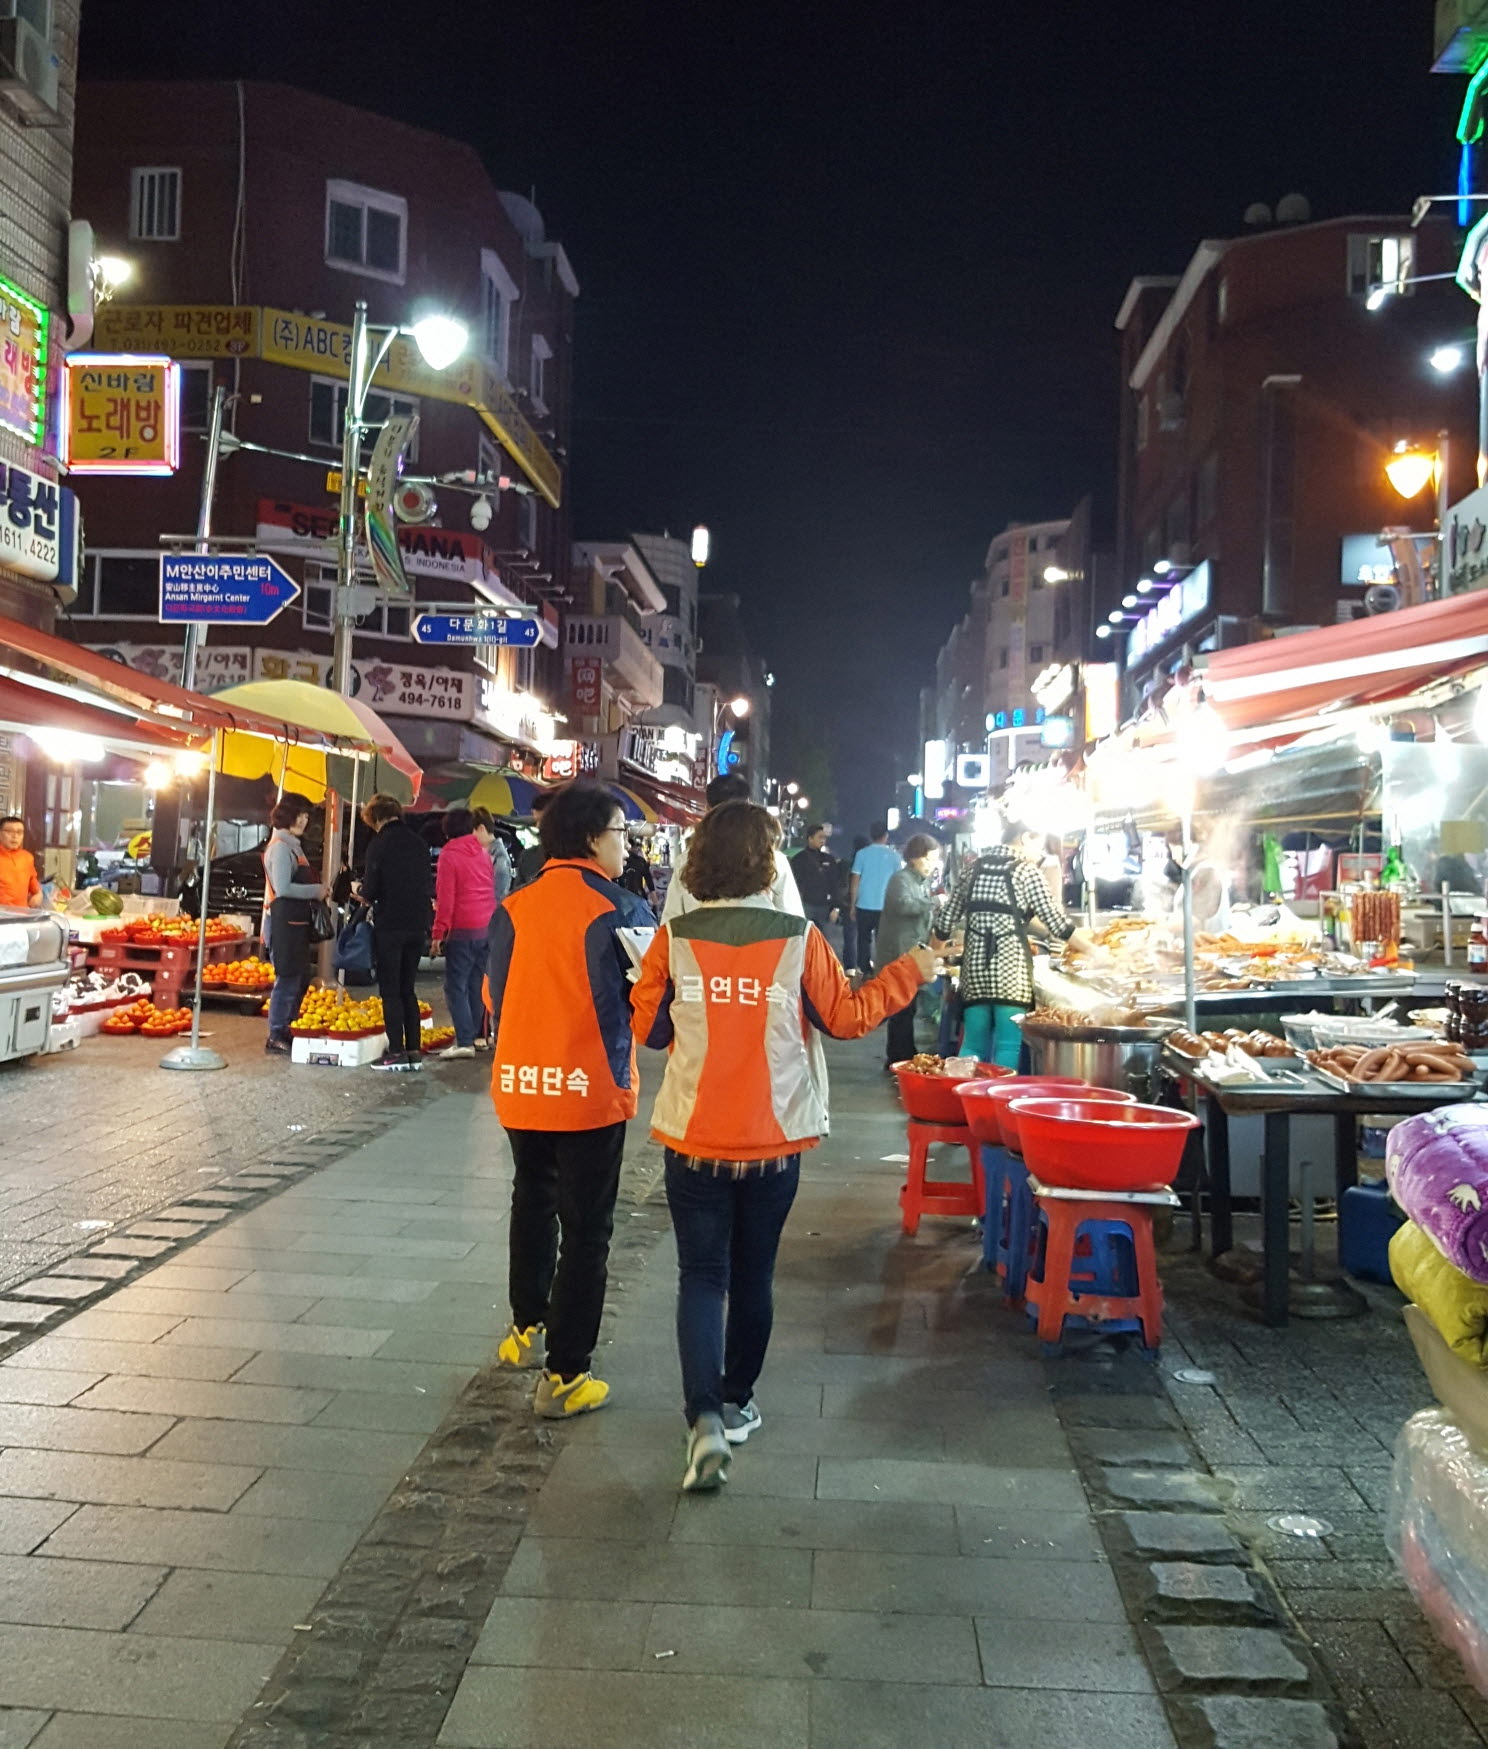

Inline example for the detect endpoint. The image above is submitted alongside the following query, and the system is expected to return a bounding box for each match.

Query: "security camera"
[470,495,493,532]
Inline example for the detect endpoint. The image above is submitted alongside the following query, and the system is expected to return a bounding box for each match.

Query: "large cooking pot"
[1014,1015,1168,1097]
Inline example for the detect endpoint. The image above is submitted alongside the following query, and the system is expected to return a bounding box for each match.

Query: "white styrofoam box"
[44,1019,81,1053]
[291,1032,389,1068]
[121,895,181,918]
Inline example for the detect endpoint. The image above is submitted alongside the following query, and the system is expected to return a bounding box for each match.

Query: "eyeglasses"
[599,826,627,836]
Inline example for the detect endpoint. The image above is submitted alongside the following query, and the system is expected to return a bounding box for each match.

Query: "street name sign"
[412,612,541,647]
[159,553,301,624]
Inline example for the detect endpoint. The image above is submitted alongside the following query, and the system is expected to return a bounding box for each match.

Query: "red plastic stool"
[1029,1186,1164,1353]
[901,1119,985,1236]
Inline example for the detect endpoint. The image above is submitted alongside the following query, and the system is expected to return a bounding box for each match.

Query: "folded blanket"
[1388,1107,1488,1285]
[1391,1221,1488,1365]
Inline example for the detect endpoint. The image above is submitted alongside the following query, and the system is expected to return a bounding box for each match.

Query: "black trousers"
[885,996,920,1066]
[507,1122,626,1377]
[857,907,882,972]
[375,928,424,1058]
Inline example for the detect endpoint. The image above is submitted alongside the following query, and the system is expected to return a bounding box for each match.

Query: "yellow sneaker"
[497,1324,545,1370]
[534,1371,610,1418]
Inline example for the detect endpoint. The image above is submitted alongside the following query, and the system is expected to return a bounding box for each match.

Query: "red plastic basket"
[891,1061,1006,1123]
[1009,1097,1201,1192]
[998,1084,1135,1153]
[955,1076,1087,1145]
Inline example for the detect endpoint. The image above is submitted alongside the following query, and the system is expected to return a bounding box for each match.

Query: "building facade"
[67,80,577,785]
[1110,210,1478,704]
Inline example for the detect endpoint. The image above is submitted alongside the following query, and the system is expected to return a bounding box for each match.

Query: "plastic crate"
[1339,1181,1405,1284]
[291,1032,390,1068]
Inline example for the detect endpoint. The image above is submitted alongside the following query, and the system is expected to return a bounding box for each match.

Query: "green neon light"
[1459,47,1488,145]
[0,271,48,448]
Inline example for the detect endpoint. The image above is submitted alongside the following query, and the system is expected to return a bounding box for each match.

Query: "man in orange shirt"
[0,817,41,910]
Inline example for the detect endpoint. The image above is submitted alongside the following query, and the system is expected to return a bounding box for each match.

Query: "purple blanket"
[1388,1107,1488,1285]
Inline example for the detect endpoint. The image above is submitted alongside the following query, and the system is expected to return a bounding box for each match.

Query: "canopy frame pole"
[160,727,227,1071]
[1181,797,1198,1036]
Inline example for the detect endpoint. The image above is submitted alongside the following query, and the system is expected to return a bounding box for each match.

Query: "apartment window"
[95,554,160,616]
[129,167,181,241]
[1347,232,1414,300]
[179,363,212,432]
[325,180,406,281]
[308,376,419,462]
[1029,643,1045,665]
[13,0,52,31]
[1196,451,1219,528]
[518,492,538,553]
[529,334,552,415]
[998,647,1009,670]
[1135,392,1149,452]
[477,431,500,485]
[1216,278,1228,326]
[303,579,333,632]
[481,249,520,379]
[998,576,1010,599]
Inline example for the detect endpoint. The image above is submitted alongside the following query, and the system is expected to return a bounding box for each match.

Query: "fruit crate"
[85,936,254,1010]
[291,1032,389,1068]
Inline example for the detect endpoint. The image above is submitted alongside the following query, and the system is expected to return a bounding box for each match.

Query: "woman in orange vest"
[633,801,935,1491]
[0,816,42,909]
[486,781,654,1419]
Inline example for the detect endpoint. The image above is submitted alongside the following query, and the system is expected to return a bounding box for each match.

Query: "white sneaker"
[682,1413,731,1492]
[439,1044,476,1059]
[721,1399,762,1444]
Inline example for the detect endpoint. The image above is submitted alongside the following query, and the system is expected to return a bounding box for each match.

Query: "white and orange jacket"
[631,895,923,1161]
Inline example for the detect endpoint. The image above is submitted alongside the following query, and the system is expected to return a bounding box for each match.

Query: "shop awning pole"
[160,727,226,1072]
[1181,800,1198,1036]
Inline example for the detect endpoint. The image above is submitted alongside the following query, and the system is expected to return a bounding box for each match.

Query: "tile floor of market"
[0,1029,1474,1746]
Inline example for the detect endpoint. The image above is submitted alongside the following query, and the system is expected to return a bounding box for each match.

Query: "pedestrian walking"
[431,807,496,1059]
[487,780,655,1418]
[878,832,941,1067]
[356,793,434,1072]
[619,836,657,910]
[633,800,935,1490]
[934,819,1097,1069]
[660,772,803,922]
[840,833,867,970]
[512,791,553,889]
[848,821,901,973]
[261,792,327,1055]
[790,822,844,952]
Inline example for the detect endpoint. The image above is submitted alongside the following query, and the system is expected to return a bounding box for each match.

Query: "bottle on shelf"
[1469,916,1488,974]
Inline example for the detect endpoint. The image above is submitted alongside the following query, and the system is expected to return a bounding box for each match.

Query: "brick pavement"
[0,993,440,1295]
[0,1034,1462,1745]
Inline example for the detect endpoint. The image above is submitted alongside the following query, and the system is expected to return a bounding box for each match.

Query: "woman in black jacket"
[356,793,434,1071]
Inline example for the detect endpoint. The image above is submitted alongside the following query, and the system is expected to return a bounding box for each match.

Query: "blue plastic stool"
[982,1144,1037,1301]
[1025,1208,1144,1339]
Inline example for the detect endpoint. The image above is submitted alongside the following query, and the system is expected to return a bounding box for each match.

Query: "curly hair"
[682,801,778,901]
[902,833,939,862]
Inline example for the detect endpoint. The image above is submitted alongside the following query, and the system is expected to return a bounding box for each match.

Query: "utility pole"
[180,384,227,692]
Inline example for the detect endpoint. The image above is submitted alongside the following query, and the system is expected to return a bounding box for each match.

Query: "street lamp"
[729,695,751,717]
[1432,345,1467,374]
[1385,442,1437,500]
[1385,434,1452,596]
[785,780,799,795]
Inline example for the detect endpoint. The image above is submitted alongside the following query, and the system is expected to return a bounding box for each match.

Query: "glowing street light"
[785,780,799,795]
[1385,442,1437,500]
[1153,560,1172,576]
[729,695,751,717]
[1042,565,1070,584]
[691,524,710,567]
[1431,344,1467,374]
[408,314,469,371]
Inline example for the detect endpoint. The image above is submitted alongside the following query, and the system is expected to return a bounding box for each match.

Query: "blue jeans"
[443,930,488,1046]
[664,1151,800,1424]
[960,1000,1026,1069]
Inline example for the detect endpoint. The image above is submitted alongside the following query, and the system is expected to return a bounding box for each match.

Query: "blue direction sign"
[412,612,541,647]
[159,553,300,625]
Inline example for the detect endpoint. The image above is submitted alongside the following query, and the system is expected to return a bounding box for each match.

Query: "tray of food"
[1166,1027,1294,1061]
[1305,1041,1480,1094]
[1017,1004,1170,1043]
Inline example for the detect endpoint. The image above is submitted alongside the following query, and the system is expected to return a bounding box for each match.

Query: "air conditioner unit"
[0,17,60,121]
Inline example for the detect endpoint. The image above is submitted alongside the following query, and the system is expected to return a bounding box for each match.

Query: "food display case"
[0,908,68,1063]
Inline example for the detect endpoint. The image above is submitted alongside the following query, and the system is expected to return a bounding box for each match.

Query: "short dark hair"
[683,801,777,900]
[444,808,475,840]
[471,807,496,834]
[270,793,314,830]
[361,793,403,829]
[0,815,21,829]
[903,833,939,861]
[705,772,750,808]
[869,821,888,842]
[539,781,620,861]
[805,822,827,839]
[531,790,554,814]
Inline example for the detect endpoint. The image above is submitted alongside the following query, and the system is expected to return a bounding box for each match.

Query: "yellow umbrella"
[211,680,424,805]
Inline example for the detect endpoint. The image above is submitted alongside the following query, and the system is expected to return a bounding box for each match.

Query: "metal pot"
[1016,1020,1166,1098]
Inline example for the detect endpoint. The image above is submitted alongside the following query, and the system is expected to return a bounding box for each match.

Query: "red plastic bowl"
[892,1061,1006,1123]
[1010,1097,1201,1192]
[955,1076,1088,1146]
[997,1084,1135,1153]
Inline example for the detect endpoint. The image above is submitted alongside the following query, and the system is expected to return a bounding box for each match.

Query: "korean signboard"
[1446,485,1488,596]
[94,304,258,359]
[88,643,253,694]
[61,354,181,475]
[620,723,699,787]
[544,741,600,781]
[0,460,76,586]
[568,655,601,715]
[0,273,47,446]
[1126,560,1212,666]
[356,658,472,721]
[254,498,492,587]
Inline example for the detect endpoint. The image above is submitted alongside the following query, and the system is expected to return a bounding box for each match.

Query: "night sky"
[81,0,1464,829]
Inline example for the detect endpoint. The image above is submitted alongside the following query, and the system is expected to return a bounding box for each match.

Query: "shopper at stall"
[791,823,844,948]
[474,808,515,901]
[878,833,941,1067]
[661,773,803,923]
[357,793,434,1072]
[934,818,1098,1070]
[261,793,327,1056]
[431,807,496,1059]
[0,817,41,910]
[633,800,934,1490]
[487,781,655,1418]
[848,822,901,972]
